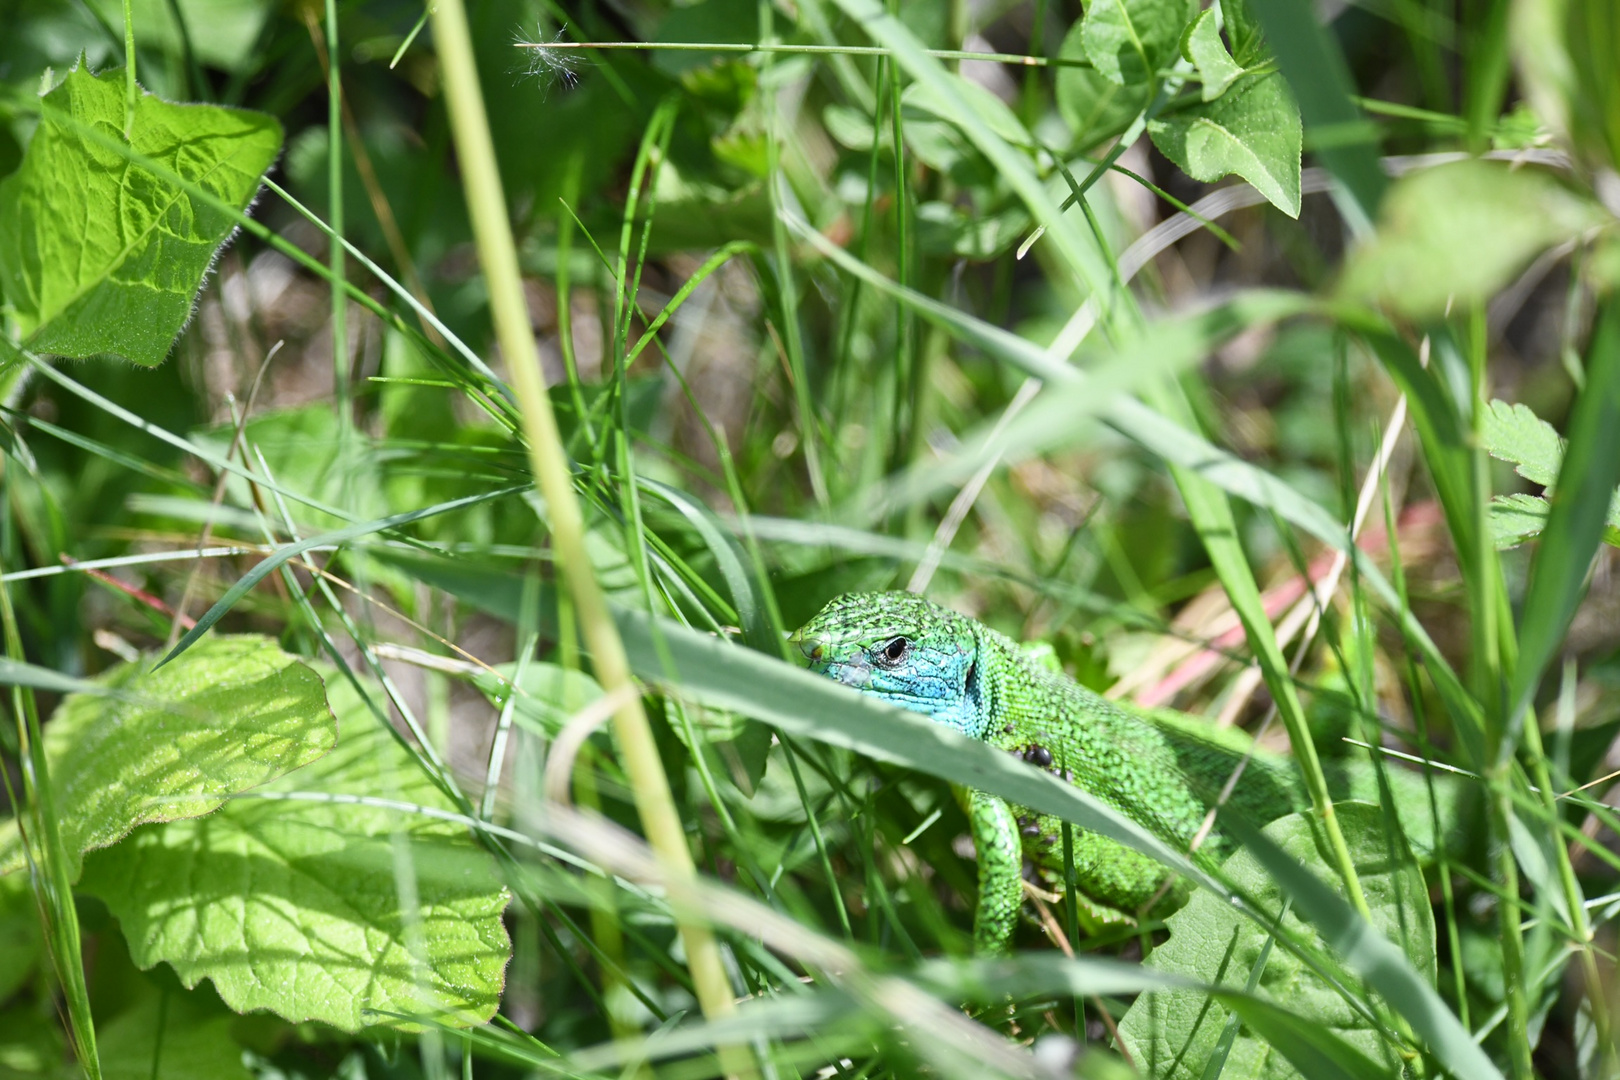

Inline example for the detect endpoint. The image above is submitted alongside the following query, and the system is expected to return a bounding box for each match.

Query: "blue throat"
[837,652,988,739]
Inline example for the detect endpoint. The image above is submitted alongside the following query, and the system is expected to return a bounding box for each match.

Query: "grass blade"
[158,485,527,667]
[426,0,749,1059]
[1506,299,1620,756]
[821,0,1113,298]
[929,954,1393,1080]
[1244,0,1385,228]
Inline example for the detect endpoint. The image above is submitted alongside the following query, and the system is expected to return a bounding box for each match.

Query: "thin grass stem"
[319,0,349,433]
[427,1,750,1070]
[121,0,135,137]
[514,39,1094,69]
[0,458,100,1079]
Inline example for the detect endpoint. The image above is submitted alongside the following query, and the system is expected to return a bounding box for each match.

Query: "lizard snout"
[787,628,826,666]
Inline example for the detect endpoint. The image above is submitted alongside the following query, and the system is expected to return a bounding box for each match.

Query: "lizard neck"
[966,623,1045,743]
[921,636,991,739]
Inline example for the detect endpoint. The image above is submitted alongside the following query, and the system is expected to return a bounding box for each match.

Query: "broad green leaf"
[1054,64,1150,150]
[0,636,335,879]
[1338,160,1609,319]
[1484,398,1564,487]
[0,67,281,367]
[1080,0,1195,86]
[1182,7,1244,100]
[1149,71,1302,217]
[95,995,252,1080]
[1219,809,1502,1080]
[79,675,511,1032]
[1055,21,1148,147]
[1118,803,1435,1078]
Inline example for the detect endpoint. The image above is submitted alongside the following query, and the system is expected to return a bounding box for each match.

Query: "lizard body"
[791,591,1448,953]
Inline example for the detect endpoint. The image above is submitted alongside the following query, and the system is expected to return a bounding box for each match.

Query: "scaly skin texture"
[791,591,1336,954]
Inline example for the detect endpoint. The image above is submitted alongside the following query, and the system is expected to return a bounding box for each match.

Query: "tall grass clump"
[0,0,1619,1077]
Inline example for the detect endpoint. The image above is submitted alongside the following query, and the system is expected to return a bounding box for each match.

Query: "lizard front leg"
[970,789,1024,954]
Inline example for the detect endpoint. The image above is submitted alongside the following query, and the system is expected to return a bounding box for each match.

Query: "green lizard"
[790,590,1451,954]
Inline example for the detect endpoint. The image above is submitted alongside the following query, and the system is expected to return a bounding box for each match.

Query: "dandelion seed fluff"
[513,27,584,95]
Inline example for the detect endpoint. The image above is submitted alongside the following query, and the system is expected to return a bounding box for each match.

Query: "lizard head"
[789,591,989,738]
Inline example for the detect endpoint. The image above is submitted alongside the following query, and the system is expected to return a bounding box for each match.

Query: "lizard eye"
[874,636,911,666]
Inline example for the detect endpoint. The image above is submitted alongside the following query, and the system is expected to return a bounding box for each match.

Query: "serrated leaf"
[1056,21,1150,148]
[1081,0,1195,86]
[1484,398,1564,487]
[1117,802,1435,1078]
[1182,8,1244,100]
[0,635,335,879]
[1491,493,1554,549]
[1338,160,1609,319]
[79,674,511,1032]
[1149,71,1302,217]
[1483,399,1620,549]
[0,67,282,367]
